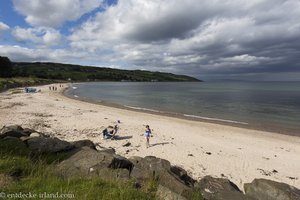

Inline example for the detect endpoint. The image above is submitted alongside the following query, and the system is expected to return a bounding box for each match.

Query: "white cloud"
[0,21,10,32]
[12,27,61,46]
[13,0,103,27]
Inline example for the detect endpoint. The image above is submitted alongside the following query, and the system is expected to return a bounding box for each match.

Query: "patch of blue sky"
[61,0,118,35]
[0,1,28,28]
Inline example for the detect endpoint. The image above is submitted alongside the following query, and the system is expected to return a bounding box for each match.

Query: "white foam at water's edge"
[124,105,248,125]
[183,114,248,125]
[124,105,160,113]
[72,87,77,89]
[74,95,79,98]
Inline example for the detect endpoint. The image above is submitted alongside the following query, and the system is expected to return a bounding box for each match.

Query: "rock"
[57,148,133,181]
[130,156,193,197]
[0,136,29,156]
[244,179,300,200]
[26,137,74,153]
[29,132,41,137]
[100,148,116,154]
[71,139,96,150]
[122,142,131,147]
[170,166,196,187]
[0,125,28,139]
[156,185,187,200]
[22,128,36,135]
[195,176,252,200]
[129,156,143,165]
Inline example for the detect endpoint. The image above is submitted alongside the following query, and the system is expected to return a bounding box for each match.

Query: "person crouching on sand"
[144,125,152,148]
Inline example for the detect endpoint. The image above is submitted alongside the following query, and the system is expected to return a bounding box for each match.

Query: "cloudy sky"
[0,0,300,81]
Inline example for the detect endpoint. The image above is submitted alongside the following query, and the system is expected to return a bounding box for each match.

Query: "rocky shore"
[1,125,299,200]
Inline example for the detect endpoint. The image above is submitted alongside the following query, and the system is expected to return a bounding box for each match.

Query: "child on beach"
[144,125,152,148]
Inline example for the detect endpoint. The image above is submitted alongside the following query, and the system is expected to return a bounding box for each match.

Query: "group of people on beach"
[102,121,152,148]
[49,84,64,91]
[102,123,119,140]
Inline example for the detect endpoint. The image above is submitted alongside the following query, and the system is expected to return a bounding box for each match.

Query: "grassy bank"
[0,138,155,200]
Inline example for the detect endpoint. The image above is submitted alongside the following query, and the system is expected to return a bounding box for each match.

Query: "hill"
[12,62,201,82]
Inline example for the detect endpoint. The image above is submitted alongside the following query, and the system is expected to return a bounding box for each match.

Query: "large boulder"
[195,176,253,200]
[0,125,28,139]
[130,156,193,197]
[244,179,300,200]
[71,139,96,150]
[0,136,30,156]
[26,137,74,153]
[170,166,196,187]
[156,185,187,200]
[57,148,133,181]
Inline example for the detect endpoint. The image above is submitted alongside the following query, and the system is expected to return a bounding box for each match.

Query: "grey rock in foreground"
[156,185,187,200]
[195,176,254,200]
[26,137,74,153]
[71,139,97,150]
[57,147,133,181]
[130,156,194,198]
[0,125,28,139]
[244,179,300,200]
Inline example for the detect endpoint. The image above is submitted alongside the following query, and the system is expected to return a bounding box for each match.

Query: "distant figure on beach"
[111,124,119,139]
[102,128,112,139]
[52,86,55,90]
[49,86,51,90]
[144,125,152,148]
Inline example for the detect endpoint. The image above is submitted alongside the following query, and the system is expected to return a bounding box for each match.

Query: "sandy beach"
[0,84,299,190]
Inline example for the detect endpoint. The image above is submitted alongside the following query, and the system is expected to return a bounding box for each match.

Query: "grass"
[0,138,154,200]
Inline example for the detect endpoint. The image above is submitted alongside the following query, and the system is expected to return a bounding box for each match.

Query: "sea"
[65,81,300,136]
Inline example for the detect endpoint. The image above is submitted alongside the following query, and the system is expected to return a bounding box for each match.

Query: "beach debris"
[256,168,276,176]
[122,142,131,147]
[287,176,298,180]
[205,152,212,155]
[262,156,270,160]
[188,154,194,157]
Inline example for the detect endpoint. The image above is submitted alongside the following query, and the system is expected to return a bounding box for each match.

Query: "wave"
[74,95,79,98]
[72,87,77,89]
[124,105,161,113]
[183,114,248,125]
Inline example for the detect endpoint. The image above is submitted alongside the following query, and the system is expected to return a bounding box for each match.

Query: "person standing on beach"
[144,125,152,148]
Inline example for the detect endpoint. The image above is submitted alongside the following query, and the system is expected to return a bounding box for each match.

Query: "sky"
[0,0,300,81]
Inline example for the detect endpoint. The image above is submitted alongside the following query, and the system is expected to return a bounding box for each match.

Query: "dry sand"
[0,84,299,190]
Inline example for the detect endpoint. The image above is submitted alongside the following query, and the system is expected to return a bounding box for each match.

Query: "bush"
[0,56,13,77]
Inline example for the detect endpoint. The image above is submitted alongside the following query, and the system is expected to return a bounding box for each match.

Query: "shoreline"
[64,85,299,137]
[1,83,300,190]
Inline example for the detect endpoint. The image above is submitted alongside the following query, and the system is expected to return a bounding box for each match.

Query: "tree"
[0,56,13,77]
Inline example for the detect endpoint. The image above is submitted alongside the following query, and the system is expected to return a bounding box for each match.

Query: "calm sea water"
[65,82,300,135]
